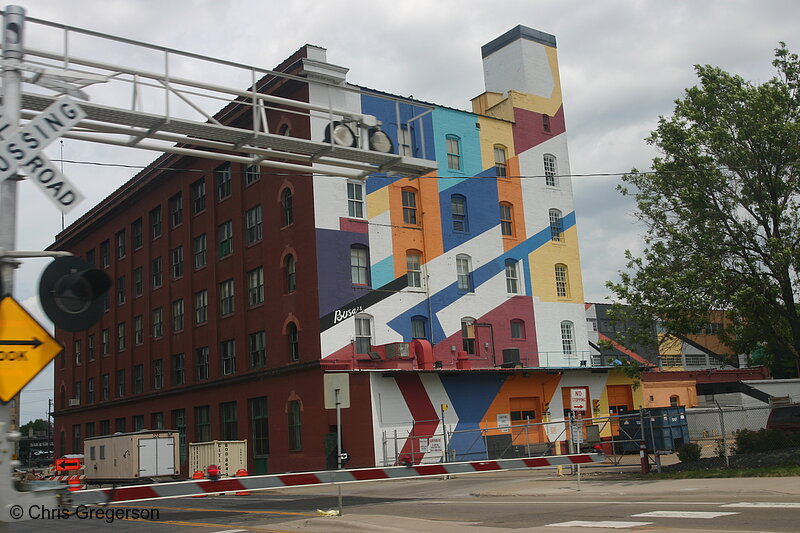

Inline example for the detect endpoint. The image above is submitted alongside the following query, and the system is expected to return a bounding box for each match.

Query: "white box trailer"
[189,440,247,477]
[84,430,179,483]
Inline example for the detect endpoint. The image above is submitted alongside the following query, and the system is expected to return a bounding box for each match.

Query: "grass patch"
[647,465,800,479]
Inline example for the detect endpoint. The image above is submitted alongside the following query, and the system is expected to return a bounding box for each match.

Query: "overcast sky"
[8,0,798,423]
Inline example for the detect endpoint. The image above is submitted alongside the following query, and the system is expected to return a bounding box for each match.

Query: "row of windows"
[68,397,271,460]
[67,327,299,404]
[97,151,561,271]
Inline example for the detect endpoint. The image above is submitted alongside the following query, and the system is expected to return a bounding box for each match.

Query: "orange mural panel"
[389,174,443,277]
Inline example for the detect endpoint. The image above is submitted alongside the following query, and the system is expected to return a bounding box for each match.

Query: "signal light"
[206,464,220,481]
[39,256,111,332]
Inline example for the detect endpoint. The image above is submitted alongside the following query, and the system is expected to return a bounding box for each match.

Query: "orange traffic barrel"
[67,477,83,491]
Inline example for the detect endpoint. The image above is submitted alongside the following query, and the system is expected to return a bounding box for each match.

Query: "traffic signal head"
[206,464,220,481]
[39,256,111,332]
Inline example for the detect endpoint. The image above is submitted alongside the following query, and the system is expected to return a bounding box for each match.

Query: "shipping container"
[189,440,247,477]
[83,430,179,483]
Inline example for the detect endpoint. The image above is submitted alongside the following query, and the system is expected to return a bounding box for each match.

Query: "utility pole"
[0,7,60,528]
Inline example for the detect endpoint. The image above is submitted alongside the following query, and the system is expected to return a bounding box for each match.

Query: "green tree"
[19,418,49,435]
[608,43,800,377]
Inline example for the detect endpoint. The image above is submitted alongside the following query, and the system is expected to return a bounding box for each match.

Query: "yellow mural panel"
[528,226,585,303]
[367,185,390,219]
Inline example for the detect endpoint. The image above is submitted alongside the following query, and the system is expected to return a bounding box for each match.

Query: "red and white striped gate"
[64,453,604,506]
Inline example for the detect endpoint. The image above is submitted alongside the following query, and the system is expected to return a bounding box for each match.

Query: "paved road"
[6,468,800,532]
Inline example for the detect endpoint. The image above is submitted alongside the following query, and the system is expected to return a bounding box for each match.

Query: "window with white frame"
[152,307,163,338]
[549,209,564,242]
[505,259,519,294]
[281,188,293,226]
[347,181,364,219]
[218,220,233,258]
[219,279,234,316]
[245,205,262,245]
[499,202,513,236]
[172,299,184,332]
[171,246,184,279]
[350,246,370,285]
[451,194,468,232]
[456,254,473,292]
[555,264,570,297]
[494,145,507,177]
[194,289,208,324]
[406,251,423,288]
[151,257,162,288]
[446,135,461,170]
[153,359,163,390]
[461,318,476,354]
[561,320,575,355]
[221,339,236,375]
[169,192,182,228]
[134,315,143,345]
[249,331,266,369]
[248,267,264,306]
[193,234,207,269]
[544,154,558,187]
[245,163,260,185]
[216,162,232,200]
[401,188,418,225]
[354,315,372,354]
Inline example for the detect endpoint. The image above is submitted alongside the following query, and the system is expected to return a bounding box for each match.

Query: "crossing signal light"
[206,464,221,481]
[39,256,111,332]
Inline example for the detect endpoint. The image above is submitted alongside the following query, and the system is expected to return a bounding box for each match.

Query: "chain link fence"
[379,403,795,466]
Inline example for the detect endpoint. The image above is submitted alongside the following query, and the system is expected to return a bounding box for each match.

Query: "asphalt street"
[5,467,800,532]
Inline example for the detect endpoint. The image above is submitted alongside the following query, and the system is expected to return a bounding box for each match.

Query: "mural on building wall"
[314,27,589,370]
[368,370,640,466]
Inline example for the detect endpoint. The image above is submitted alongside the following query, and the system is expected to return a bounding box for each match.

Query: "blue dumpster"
[619,406,690,452]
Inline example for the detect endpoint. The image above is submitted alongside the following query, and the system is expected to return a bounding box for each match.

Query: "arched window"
[499,202,514,236]
[505,259,519,294]
[494,145,507,177]
[549,209,563,242]
[544,154,558,187]
[401,187,418,225]
[510,319,525,339]
[451,194,468,232]
[446,134,462,170]
[561,320,575,355]
[281,187,293,226]
[555,263,570,297]
[287,322,299,361]
[461,317,476,354]
[456,254,473,292]
[285,254,296,293]
[411,315,428,340]
[350,245,370,286]
[354,314,373,354]
[406,250,423,288]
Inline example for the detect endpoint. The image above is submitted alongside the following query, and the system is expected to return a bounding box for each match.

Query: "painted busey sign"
[319,276,408,332]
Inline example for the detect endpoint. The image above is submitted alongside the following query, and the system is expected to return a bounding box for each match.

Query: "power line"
[52,156,796,181]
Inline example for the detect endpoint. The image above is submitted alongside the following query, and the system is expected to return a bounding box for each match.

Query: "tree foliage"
[608,43,800,377]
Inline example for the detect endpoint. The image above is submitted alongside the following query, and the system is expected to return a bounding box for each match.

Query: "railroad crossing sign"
[0,296,63,402]
[0,95,86,213]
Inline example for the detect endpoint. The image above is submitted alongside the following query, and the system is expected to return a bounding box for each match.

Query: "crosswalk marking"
[632,510,738,519]
[546,521,653,529]
[723,502,800,509]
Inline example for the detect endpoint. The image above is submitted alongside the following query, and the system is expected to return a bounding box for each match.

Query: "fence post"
[715,401,729,468]
[482,420,489,460]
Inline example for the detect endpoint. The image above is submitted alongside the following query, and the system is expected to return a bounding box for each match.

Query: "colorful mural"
[312,26,588,370]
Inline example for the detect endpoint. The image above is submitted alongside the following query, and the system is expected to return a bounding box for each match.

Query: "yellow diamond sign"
[0,296,63,403]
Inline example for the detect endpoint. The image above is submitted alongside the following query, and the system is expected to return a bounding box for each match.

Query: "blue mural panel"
[440,373,508,460]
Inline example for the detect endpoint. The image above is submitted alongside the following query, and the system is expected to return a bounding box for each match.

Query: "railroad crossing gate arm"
[63,453,605,506]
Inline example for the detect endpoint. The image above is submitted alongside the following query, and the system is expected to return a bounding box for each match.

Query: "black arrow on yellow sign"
[0,338,43,348]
